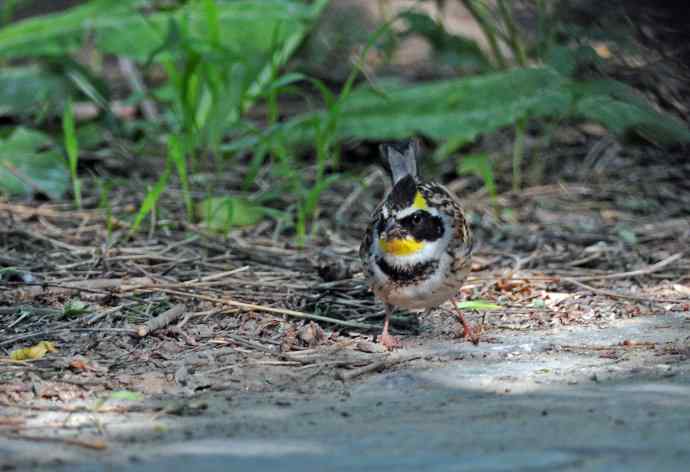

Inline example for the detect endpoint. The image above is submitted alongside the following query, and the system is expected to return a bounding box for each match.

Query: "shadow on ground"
[5,312,689,471]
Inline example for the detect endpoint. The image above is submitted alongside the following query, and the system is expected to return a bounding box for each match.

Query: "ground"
[1,137,690,470]
[2,314,689,471]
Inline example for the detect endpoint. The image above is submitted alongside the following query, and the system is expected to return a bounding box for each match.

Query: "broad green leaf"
[568,79,690,144]
[0,127,69,199]
[0,65,69,116]
[545,45,577,77]
[0,0,144,58]
[228,68,571,152]
[0,0,328,80]
[248,67,690,152]
[334,68,569,144]
[197,196,266,232]
[544,45,600,77]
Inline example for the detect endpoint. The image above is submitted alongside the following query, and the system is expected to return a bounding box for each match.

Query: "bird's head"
[376,175,447,261]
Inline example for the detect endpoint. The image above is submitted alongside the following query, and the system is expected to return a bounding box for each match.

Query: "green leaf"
[0,127,69,199]
[545,45,576,77]
[108,390,144,401]
[617,227,638,245]
[263,72,307,93]
[0,65,69,117]
[334,68,569,144]
[249,68,570,151]
[457,154,497,200]
[571,81,690,144]
[197,196,266,232]
[0,0,328,70]
[63,299,88,317]
[455,300,502,311]
[544,45,601,77]
[257,67,690,151]
[129,161,171,235]
[0,0,144,59]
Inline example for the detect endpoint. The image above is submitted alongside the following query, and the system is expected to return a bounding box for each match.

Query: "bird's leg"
[451,298,480,345]
[378,304,402,350]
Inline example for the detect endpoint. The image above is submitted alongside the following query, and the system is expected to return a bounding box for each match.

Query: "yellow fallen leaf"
[10,341,57,361]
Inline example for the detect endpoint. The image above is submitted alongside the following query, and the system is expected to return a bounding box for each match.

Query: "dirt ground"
[2,135,690,470]
[2,314,689,471]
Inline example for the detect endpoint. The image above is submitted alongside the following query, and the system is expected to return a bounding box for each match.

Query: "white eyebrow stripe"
[396,206,440,219]
[379,212,452,265]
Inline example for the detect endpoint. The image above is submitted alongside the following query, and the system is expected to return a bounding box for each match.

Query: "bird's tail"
[379,139,420,184]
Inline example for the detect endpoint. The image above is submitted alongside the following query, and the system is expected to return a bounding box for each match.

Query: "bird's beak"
[378,218,423,256]
[382,218,402,241]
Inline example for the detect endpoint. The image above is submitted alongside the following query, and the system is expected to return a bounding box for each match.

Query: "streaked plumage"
[360,140,476,349]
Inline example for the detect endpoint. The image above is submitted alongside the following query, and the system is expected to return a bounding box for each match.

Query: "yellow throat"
[378,237,424,256]
[378,192,427,256]
[413,191,427,209]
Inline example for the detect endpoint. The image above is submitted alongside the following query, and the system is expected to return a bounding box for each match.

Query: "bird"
[359,139,477,350]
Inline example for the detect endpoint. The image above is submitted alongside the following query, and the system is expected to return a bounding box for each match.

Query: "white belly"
[372,259,469,310]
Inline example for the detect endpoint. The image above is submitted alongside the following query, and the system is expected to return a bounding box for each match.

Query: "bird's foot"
[455,319,480,345]
[379,333,402,351]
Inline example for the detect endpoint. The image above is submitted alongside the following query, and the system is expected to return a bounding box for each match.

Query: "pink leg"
[452,298,480,345]
[379,304,402,350]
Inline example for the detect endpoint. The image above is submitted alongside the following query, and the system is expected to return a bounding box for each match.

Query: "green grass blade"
[202,0,221,47]
[62,99,81,209]
[168,134,193,221]
[129,161,171,236]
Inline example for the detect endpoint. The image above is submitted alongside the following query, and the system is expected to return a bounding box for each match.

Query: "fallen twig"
[563,278,688,304]
[569,253,683,282]
[3,277,154,300]
[336,354,421,381]
[133,287,380,331]
[0,327,137,348]
[136,304,186,337]
[2,432,108,450]
[0,306,62,317]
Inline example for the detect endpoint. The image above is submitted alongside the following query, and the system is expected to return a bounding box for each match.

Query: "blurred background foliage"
[0,0,688,243]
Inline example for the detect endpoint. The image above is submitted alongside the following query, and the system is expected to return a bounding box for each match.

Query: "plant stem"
[459,0,507,69]
[512,117,526,192]
[496,0,528,67]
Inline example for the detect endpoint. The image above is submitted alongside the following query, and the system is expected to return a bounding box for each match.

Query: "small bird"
[360,139,477,350]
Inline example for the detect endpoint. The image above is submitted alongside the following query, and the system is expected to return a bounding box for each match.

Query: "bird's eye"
[411,212,423,225]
